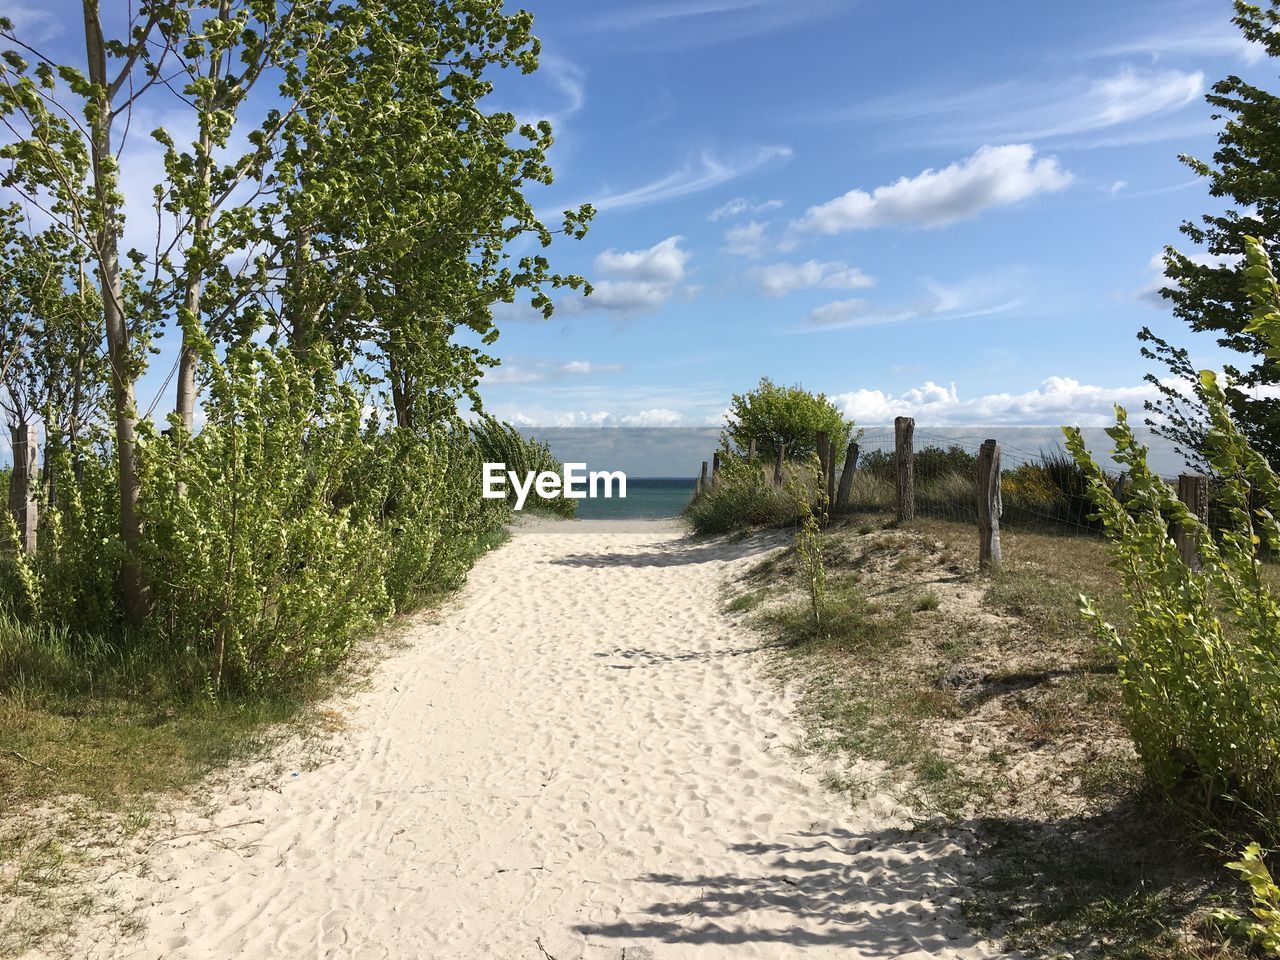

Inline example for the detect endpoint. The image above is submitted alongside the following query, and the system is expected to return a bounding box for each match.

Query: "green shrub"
[861,444,976,483]
[1066,236,1280,841]
[1211,843,1280,954]
[685,458,803,535]
[1,343,516,698]
[136,346,390,692]
[723,377,854,461]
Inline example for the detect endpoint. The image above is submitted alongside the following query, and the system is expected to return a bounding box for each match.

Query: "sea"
[573,477,696,520]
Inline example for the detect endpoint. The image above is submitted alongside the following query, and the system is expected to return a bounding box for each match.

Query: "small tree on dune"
[722,377,854,462]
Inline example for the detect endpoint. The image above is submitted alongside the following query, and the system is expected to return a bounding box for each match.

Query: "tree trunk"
[83,0,146,625]
[389,353,415,430]
[174,0,229,435]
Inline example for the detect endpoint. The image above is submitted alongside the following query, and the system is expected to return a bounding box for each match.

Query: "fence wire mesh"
[836,428,1189,539]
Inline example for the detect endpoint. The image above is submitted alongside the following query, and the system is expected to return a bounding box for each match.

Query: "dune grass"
[726,514,1255,959]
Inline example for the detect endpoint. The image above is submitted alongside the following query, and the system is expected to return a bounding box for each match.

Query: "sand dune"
[82,520,1005,959]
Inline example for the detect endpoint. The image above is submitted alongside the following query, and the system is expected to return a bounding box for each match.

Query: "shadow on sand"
[550,534,781,570]
[576,825,980,952]
[592,641,782,669]
[576,800,1221,955]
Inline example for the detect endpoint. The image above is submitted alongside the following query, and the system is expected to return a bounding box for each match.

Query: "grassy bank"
[723,514,1256,959]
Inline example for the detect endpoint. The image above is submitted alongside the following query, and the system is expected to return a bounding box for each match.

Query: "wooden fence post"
[826,445,837,514]
[772,446,785,487]
[747,439,757,461]
[835,441,859,513]
[8,423,38,554]
[711,450,722,487]
[977,439,1002,572]
[815,431,829,475]
[699,460,709,496]
[1175,473,1209,571]
[894,416,915,522]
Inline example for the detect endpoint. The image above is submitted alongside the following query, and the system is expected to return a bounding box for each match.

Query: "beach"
[72,520,1003,959]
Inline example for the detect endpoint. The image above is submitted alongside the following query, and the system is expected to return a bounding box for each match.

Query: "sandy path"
[92,520,1003,960]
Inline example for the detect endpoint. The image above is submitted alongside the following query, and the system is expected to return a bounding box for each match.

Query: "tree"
[1142,0,1280,466]
[0,206,106,497]
[0,1,589,624]
[722,377,853,461]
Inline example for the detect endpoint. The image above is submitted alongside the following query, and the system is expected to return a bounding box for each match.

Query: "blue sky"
[464,0,1265,431]
[0,0,1265,441]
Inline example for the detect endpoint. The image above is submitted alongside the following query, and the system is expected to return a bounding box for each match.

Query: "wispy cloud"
[577,0,843,45]
[588,146,793,213]
[1089,26,1265,65]
[803,273,1024,331]
[834,67,1203,147]
[754,260,875,297]
[722,220,767,259]
[1134,249,1238,307]
[793,144,1071,235]
[485,359,624,386]
[708,197,784,221]
[0,2,62,42]
[538,55,586,125]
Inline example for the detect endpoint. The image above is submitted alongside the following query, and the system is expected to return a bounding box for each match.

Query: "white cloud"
[841,68,1203,149]
[0,3,62,42]
[1110,180,1128,195]
[485,359,623,385]
[1091,28,1265,65]
[581,280,678,313]
[502,407,685,428]
[564,236,693,315]
[793,144,1072,234]
[754,260,876,297]
[804,273,1023,331]
[595,236,689,283]
[579,0,842,46]
[1011,67,1202,140]
[831,377,1159,427]
[560,360,622,375]
[588,146,792,212]
[708,197,784,221]
[723,220,767,259]
[620,408,684,427]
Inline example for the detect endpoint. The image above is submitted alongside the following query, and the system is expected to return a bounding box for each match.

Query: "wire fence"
[690,420,1219,564]
[829,426,1201,541]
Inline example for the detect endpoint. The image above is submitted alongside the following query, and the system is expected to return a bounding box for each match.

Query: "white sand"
[84,520,1006,959]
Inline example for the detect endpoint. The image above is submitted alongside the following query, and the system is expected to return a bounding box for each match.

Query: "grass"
[726,513,1255,959]
[0,612,372,953]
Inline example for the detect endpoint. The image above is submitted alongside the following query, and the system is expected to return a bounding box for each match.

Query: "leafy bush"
[1,441,119,632]
[723,377,853,461]
[1212,843,1280,954]
[685,458,803,535]
[2,344,517,698]
[1065,236,1280,841]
